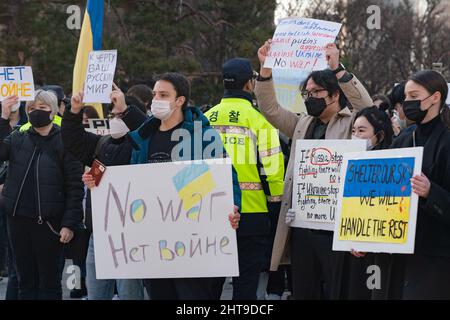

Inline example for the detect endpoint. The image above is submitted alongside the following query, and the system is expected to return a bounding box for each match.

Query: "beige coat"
[254,74,373,271]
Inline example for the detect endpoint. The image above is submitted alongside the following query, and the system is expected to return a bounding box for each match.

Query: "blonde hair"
[25,89,59,116]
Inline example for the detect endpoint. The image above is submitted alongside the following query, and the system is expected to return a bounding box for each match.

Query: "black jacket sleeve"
[61,110,101,166]
[61,149,85,230]
[0,118,12,161]
[121,105,148,130]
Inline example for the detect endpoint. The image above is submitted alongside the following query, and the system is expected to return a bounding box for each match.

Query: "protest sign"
[83,50,117,103]
[0,66,35,101]
[292,140,366,231]
[333,147,423,254]
[91,159,239,279]
[84,118,110,135]
[264,18,342,71]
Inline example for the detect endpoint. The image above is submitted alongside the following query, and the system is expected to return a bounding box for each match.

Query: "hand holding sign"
[71,90,84,114]
[411,173,431,198]
[1,95,19,120]
[325,43,340,70]
[257,39,273,78]
[110,82,127,113]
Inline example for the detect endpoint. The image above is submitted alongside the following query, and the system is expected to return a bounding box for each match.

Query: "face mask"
[351,134,376,150]
[109,117,130,139]
[402,95,433,124]
[28,110,53,128]
[151,100,174,121]
[305,97,329,117]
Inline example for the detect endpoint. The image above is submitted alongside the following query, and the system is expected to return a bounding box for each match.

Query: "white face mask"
[351,135,375,150]
[150,100,174,121]
[109,117,129,139]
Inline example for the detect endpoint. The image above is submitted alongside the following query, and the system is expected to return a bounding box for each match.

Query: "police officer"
[206,58,285,300]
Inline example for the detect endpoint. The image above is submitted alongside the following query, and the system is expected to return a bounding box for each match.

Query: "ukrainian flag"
[173,163,217,220]
[338,157,414,244]
[72,0,104,117]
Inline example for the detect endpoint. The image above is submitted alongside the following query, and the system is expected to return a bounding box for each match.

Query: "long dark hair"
[409,70,449,127]
[355,106,394,150]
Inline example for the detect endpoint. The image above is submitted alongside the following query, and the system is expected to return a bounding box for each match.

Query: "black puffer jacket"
[0,118,84,230]
[61,105,147,232]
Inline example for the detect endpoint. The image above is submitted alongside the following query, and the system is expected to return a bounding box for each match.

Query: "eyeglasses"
[301,89,327,100]
[107,111,125,119]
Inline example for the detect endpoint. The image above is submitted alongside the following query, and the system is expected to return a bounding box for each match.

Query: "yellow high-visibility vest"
[206,98,284,213]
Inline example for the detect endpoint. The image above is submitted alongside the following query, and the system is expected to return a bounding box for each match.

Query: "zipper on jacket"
[36,152,43,224]
[12,146,37,217]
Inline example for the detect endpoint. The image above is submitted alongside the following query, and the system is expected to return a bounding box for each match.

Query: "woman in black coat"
[0,91,84,300]
[373,70,450,300]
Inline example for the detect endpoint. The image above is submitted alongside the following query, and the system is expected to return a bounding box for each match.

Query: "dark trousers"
[232,235,269,300]
[5,236,18,300]
[0,213,7,273]
[267,265,292,296]
[7,215,63,300]
[290,228,342,300]
[147,278,218,300]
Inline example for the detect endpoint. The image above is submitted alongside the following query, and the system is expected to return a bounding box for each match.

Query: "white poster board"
[0,66,35,101]
[83,50,117,103]
[264,18,342,71]
[332,147,423,254]
[91,159,239,279]
[292,140,366,231]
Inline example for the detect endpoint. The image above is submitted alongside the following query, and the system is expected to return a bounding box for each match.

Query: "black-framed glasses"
[107,111,125,119]
[301,89,327,100]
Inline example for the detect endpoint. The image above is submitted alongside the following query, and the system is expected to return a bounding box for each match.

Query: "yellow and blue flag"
[338,157,414,244]
[72,0,104,117]
[172,163,216,220]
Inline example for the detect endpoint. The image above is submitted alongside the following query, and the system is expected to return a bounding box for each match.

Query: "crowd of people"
[0,39,449,300]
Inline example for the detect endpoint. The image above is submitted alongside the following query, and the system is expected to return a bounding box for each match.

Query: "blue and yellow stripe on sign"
[72,0,104,117]
[338,157,414,244]
[172,163,216,214]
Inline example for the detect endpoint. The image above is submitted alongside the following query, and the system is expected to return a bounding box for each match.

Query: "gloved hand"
[285,209,296,225]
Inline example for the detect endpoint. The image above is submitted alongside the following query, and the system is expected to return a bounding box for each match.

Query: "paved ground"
[0,260,289,300]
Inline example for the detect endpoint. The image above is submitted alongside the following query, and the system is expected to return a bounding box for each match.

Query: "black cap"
[222,58,253,84]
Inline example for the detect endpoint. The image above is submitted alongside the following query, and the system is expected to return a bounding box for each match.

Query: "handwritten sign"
[333,147,423,254]
[0,66,35,101]
[84,118,110,135]
[91,159,239,279]
[292,140,366,231]
[83,50,117,103]
[264,18,342,71]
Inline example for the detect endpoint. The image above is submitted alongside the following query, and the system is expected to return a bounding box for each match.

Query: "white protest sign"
[265,18,342,71]
[91,159,239,279]
[292,140,366,231]
[0,66,35,101]
[84,118,110,135]
[332,147,423,254]
[83,50,117,103]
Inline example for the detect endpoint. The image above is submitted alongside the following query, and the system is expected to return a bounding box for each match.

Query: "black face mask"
[402,95,432,124]
[28,110,53,128]
[305,97,328,117]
